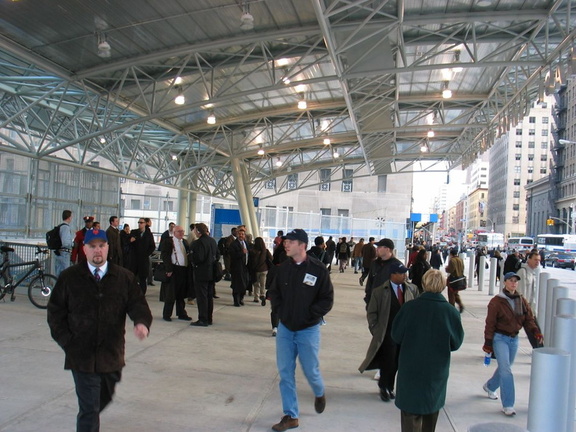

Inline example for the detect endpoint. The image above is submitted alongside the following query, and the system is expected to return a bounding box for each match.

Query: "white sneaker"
[483,383,498,400]
[272,327,278,337]
[502,407,516,416]
[373,370,380,380]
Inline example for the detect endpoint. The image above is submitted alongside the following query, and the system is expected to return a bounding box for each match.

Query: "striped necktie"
[94,268,101,281]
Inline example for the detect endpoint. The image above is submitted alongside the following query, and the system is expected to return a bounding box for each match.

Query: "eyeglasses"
[138,221,145,224]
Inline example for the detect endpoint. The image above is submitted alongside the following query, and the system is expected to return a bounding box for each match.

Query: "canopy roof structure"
[0,0,574,199]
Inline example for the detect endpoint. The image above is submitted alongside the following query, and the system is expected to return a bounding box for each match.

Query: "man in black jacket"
[129,217,156,294]
[364,238,402,306]
[268,229,334,432]
[47,229,152,432]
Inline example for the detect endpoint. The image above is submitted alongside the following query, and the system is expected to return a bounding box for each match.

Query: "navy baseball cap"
[390,262,409,274]
[84,229,108,244]
[376,238,395,249]
[283,229,308,244]
[504,272,521,281]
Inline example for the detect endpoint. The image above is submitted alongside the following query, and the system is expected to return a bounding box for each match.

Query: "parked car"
[545,252,576,270]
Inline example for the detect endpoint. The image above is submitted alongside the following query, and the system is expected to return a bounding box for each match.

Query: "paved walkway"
[1,263,573,432]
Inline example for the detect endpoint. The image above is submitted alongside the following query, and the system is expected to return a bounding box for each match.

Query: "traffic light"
[546,218,555,226]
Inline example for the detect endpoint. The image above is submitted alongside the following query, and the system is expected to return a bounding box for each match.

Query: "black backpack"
[46,223,64,250]
[339,242,348,254]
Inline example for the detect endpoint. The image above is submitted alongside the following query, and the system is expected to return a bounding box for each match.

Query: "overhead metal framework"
[0,0,574,199]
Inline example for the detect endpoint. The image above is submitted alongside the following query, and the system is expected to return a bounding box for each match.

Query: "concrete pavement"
[1,263,574,432]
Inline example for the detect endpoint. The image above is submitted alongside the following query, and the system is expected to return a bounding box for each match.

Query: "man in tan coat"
[359,263,418,402]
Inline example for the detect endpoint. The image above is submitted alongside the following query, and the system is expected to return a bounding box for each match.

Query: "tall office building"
[488,99,554,237]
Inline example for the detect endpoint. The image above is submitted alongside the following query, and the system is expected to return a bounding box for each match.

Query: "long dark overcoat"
[391,292,464,415]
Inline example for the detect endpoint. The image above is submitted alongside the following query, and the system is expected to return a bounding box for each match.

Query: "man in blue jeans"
[268,229,334,431]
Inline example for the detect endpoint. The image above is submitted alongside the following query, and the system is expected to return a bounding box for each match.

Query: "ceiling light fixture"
[323,138,331,145]
[420,142,429,153]
[282,75,291,85]
[275,157,282,167]
[257,148,265,156]
[297,98,307,110]
[207,112,216,125]
[96,33,111,58]
[452,50,463,73]
[333,150,340,158]
[174,87,185,105]
[442,81,452,99]
[99,137,106,144]
[427,129,435,138]
[171,155,178,161]
[240,1,254,31]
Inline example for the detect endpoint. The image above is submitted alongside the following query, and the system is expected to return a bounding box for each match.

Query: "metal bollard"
[536,272,549,334]
[544,278,560,343]
[550,286,570,345]
[527,347,571,432]
[489,257,497,295]
[468,423,527,432]
[468,253,474,289]
[551,315,576,432]
[478,255,486,291]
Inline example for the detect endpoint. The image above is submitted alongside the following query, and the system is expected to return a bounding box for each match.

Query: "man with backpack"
[52,210,74,277]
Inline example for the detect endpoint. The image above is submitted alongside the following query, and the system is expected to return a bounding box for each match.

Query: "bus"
[507,236,535,251]
[477,233,505,249]
[536,234,576,252]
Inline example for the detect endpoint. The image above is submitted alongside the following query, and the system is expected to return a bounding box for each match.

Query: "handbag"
[213,260,224,283]
[153,263,169,282]
[448,274,467,291]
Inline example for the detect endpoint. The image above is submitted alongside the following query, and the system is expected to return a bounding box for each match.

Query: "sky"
[412,168,467,214]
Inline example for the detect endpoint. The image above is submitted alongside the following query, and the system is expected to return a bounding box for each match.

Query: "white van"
[507,236,535,251]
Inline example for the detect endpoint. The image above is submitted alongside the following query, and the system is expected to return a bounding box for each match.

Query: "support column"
[178,189,188,229]
[241,162,260,237]
[188,191,197,226]
[230,158,254,235]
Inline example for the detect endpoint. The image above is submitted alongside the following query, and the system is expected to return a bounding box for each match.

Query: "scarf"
[503,289,526,316]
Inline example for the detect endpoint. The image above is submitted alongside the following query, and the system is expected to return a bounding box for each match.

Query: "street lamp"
[485,217,495,233]
[547,216,572,234]
[559,139,576,146]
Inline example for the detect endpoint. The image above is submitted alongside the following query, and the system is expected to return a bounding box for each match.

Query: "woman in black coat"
[410,249,431,294]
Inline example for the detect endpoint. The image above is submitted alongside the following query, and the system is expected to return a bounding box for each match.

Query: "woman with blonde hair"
[392,270,464,432]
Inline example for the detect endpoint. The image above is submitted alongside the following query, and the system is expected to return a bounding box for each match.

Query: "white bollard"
[551,315,576,432]
[489,257,497,295]
[537,272,550,333]
[527,347,571,432]
[544,279,561,343]
[468,423,527,432]
[478,255,486,291]
[557,298,576,318]
[468,253,475,289]
[550,286,570,345]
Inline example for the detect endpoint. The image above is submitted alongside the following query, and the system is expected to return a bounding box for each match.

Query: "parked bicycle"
[0,245,57,309]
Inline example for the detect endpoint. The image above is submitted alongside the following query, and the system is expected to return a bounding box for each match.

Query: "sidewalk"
[1,264,567,432]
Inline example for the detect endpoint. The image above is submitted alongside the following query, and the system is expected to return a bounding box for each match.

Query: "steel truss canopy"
[0,0,574,199]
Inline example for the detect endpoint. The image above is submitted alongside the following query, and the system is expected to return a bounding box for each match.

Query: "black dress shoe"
[379,388,390,402]
[190,320,208,327]
[178,316,192,321]
[260,296,266,306]
[387,389,395,400]
[163,317,172,322]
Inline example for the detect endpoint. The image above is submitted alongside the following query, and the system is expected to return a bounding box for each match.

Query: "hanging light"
[282,76,291,85]
[97,33,111,58]
[240,1,254,30]
[99,137,106,144]
[442,81,452,99]
[427,129,435,138]
[275,157,282,167]
[207,112,216,124]
[333,150,340,158]
[323,138,331,145]
[452,50,463,73]
[174,87,185,105]
[420,141,430,152]
[257,148,265,156]
[297,98,307,110]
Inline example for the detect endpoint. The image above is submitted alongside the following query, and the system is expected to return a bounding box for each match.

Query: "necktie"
[94,268,101,281]
[397,284,404,305]
[179,239,188,266]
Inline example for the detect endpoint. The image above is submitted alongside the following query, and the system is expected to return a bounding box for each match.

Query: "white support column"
[467,253,474,289]
[527,348,571,432]
[537,272,550,326]
[241,163,260,237]
[188,191,197,225]
[230,158,254,235]
[178,189,188,229]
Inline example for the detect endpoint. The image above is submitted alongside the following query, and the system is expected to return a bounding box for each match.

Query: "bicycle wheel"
[28,273,57,309]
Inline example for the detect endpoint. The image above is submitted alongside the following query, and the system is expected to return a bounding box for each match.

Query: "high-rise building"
[488,99,554,237]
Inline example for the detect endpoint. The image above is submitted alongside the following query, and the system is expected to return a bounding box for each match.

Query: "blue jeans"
[354,257,363,272]
[486,333,518,408]
[276,322,324,418]
[54,251,71,277]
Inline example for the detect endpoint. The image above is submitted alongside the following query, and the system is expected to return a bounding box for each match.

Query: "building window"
[120,177,126,183]
[528,166,534,173]
[516,129,522,135]
[515,154,521,161]
[287,174,298,190]
[378,175,387,192]
[515,141,522,148]
[513,204,520,211]
[542,116,549,124]
[540,155,547,161]
[540,168,547,174]
[265,179,276,189]
[131,199,141,210]
[529,129,535,136]
[342,169,353,192]
[320,169,331,191]
[513,191,520,198]
[512,216,519,224]
[515,166,521,173]
[542,129,549,136]
[338,209,349,217]
[514,179,521,186]
[541,141,548,149]
[528,154,534,161]
[528,142,535,149]
[163,201,174,212]
[529,116,536,123]
[527,179,533,184]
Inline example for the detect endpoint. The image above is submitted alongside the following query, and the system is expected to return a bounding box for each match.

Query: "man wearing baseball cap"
[48,228,152,432]
[359,262,418,402]
[364,238,403,305]
[268,228,334,431]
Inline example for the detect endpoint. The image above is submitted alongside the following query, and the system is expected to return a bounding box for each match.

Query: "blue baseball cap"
[504,272,521,281]
[84,229,108,244]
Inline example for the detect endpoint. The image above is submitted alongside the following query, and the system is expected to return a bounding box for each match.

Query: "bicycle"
[0,245,57,309]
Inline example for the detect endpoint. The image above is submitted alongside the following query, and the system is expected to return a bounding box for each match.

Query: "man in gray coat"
[359,263,418,402]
